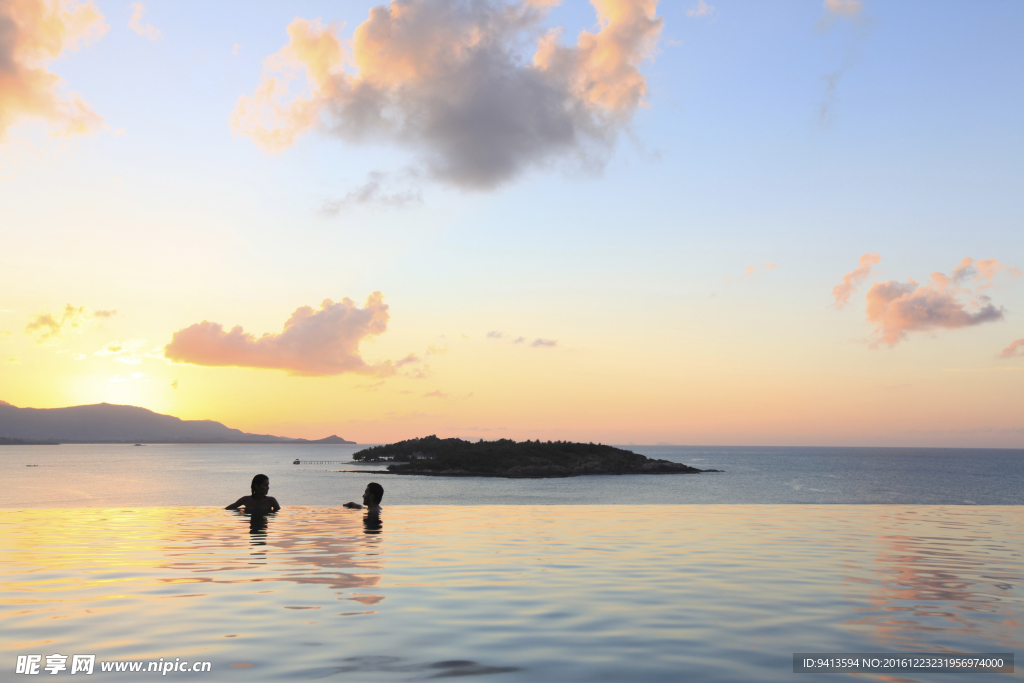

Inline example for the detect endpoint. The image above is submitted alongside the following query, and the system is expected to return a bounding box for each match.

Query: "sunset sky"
[1,0,1022,447]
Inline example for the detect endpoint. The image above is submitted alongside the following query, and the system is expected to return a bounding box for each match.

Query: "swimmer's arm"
[343,502,363,509]
[268,497,281,512]
[225,496,250,510]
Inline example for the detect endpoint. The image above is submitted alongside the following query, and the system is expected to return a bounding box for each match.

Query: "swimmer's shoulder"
[226,495,253,510]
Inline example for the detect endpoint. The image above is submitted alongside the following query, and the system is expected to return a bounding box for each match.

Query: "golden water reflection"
[0,506,1020,682]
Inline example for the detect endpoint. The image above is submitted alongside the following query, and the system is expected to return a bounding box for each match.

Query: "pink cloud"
[831,252,880,309]
[164,292,394,376]
[395,353,420,367]
[824,0,862,18]
[864,258,1016,346]
[128,2,160,40]
[998,339,1024,359]
[0,0,107,139]
[726,260,777,284]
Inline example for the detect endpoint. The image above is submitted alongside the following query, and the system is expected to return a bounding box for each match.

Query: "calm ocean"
[3,444,1022,682]
[3,443,1022,507]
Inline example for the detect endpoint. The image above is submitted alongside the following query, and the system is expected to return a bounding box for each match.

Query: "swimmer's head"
[363,482,384,507]
[251,474,270,497]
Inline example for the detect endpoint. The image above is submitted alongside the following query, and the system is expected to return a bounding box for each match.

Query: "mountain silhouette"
[0,401,354,444]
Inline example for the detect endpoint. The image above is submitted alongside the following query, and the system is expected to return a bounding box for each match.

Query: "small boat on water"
[293,459,301,465]
[134,443,144,446]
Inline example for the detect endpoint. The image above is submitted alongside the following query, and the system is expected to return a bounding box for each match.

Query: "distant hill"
[0,401,354,444]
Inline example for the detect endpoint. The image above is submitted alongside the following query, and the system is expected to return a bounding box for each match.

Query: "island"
[353,435,720,478]
[0,436,59,446]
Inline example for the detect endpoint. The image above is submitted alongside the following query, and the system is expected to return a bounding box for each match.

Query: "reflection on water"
[363,512,383,535]
[247,512,269,562]
[0,506,1020,682]
[843,508,1023,653]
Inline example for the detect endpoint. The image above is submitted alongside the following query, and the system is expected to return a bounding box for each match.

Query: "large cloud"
[831,252,880,308]
[864,258,1018,347]
[0,0,106,139]
[164,292,395,376]
[231,0,662,189]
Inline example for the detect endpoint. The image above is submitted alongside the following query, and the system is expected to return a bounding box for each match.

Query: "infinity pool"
[2,506,1021,681]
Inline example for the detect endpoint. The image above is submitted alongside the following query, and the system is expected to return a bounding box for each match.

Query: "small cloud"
[513,336,525,344]
[7,357,20,364]
[728,261,778,284]
[94,309,117,318]
[25,304,88,342]
[832,252,880,309]
[0,309,15,313]
[818,68,848,127]
[426,343,447,355]
[816,0,873,126]
[395,353,420,367]
[997,339,1024,359]
[423,390,447,398]
[171,379,179,389]
[818,0,864,32]
[321,171,423,214]
[865,257,1015,347]
[164,292,394,376]
[461,333,469,339]
[0,331,11,342]
[356,380,386,391]
[128,2,161,40]
[973,259,1023,290]
[687,0,716,19]
[94,338,148,364]
[531,338,557,348]
[486,331,504,339]
[232,43,241,56]
[73,353,86,360]
[821,0,863,22]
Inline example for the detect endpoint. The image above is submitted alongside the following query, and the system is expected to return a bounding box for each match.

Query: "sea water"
[3,444,1023,507]
[1,506,1021,682]
[3,445,1022,681]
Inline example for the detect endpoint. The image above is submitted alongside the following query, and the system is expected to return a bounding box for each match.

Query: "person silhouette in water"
[226,474,281,514]
[344,482,383,513]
